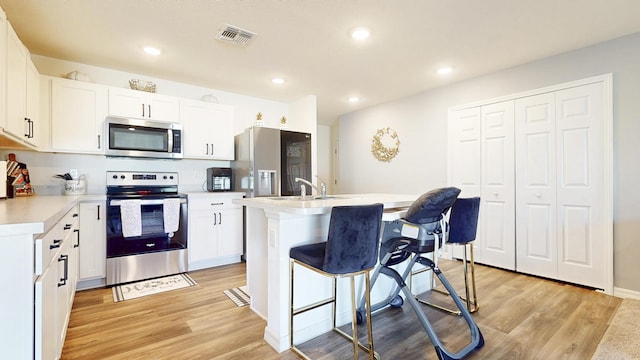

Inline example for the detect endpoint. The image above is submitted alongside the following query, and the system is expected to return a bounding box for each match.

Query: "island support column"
[262,210,333,352]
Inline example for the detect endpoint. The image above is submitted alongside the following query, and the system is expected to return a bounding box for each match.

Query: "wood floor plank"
[61,260,622,360]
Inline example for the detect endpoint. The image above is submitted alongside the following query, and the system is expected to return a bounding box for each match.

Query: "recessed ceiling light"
[437,67,453,75]
[272,78,285,84]
[351,27,370,40]
[143,46,161,56]
[348,96,360,103]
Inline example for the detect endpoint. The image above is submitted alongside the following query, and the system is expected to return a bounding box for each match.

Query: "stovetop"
[106,171,181,197]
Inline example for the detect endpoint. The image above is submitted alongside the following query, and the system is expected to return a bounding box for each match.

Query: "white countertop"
[233,193,417,215]
[0,195,105,237]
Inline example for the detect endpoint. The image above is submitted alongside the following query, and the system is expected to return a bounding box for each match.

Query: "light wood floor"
[61,260,621,359]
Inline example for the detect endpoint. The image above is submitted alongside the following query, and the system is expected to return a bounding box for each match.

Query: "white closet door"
[480,101,515,270]
[448,107,482,261]
[555,82,605,289]
[448,107,482,197]
[515,93,558,279]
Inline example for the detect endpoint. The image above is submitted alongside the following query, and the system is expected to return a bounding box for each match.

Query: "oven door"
[106,195,187,258]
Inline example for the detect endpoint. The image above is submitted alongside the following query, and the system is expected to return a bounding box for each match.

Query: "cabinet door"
[147,94,180,122]
[515,93,558,279]
[218,207,243,256]
[181,100,235,159]
[51,78,107,153]
[5,24,28,139]
[24,59,40,147]
[79,202,107,279]
[188,208,218,264]
[209,105,234,159]
[108,87,148,118]
[56,240,72,357]
[480,101,515,270]
[181,100,215,158]
[34,261,58,360]
[108,87,179,121]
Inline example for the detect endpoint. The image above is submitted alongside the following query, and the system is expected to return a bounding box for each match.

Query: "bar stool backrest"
[448,197,481,244]
[323,204,384,274]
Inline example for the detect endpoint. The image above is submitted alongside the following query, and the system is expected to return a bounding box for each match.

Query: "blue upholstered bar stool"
[289,203,384,360]
[446,197,481,313]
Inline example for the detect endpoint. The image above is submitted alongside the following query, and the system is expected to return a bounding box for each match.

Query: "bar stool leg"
[365,272,375,360]
[466,243,479,313]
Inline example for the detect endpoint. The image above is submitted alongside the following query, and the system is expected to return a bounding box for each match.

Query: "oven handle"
[109,198,187,206]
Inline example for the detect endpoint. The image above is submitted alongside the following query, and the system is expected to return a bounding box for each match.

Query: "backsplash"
[1,150,229,195]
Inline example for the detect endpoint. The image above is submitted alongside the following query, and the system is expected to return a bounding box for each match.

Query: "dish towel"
[163,198,181,233]
[120,200,142,237]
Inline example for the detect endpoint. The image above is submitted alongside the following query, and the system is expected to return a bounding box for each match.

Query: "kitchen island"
[234,193,425,353]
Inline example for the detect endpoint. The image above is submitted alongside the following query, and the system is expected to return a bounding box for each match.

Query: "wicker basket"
[129,79,156,93]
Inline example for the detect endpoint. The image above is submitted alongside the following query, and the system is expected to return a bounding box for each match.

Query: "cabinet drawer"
[34,207,79,275]
[188,198,240,211]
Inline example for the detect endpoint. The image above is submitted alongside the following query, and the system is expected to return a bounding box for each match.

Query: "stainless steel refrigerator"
[232,127,312,260]
[232,127,312,198]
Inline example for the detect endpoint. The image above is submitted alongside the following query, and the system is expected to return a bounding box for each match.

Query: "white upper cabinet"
[108,87,179,122]
[50,77,107,154]
[4,22,40,147]
[180,99,235,160]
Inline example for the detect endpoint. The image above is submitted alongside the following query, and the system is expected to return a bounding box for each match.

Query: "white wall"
[337,32,640,294]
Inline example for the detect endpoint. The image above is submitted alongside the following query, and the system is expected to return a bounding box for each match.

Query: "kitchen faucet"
[295,176,327,199]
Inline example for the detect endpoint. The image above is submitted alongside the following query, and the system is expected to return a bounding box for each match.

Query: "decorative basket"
[129,79,156,93]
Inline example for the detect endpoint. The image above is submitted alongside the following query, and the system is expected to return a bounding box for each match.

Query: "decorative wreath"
[371,127,400,162]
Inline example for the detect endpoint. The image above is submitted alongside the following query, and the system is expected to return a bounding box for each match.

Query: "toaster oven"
[207,167,232,192]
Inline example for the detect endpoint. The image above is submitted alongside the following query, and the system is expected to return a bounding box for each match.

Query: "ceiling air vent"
[216,24,256,46]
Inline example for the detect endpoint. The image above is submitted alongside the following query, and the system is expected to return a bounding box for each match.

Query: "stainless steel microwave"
[106,117,183,159]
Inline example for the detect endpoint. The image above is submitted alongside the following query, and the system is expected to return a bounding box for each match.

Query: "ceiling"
[2,1,640,126]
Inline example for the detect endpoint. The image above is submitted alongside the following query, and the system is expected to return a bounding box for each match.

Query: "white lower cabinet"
[34,205,79,360]
[188,193,243,271]
[78,201,106,282]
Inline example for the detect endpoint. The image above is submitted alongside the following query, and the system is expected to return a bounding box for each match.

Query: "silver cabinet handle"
[58,254,69,287]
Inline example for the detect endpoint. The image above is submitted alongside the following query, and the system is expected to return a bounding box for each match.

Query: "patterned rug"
[112,273,197,302]
[223,286,250,307]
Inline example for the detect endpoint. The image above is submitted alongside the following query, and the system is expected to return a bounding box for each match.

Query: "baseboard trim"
[613,287,640,300]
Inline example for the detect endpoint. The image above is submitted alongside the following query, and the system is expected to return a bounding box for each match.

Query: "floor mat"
[112,273,197,302]
[223,286,250,307]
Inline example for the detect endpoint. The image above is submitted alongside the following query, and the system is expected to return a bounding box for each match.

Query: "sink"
[268,195,350,201]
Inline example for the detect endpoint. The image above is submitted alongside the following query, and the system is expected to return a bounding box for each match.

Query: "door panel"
[480,101,515,270]
[448,108,481,261]
[448,108,481,198]
[555,82,605,288]
[515,93,557,277]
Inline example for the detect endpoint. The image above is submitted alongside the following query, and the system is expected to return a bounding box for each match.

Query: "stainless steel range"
[106,171,188,285]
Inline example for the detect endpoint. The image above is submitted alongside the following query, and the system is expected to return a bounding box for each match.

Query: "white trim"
[613,287,640,300]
